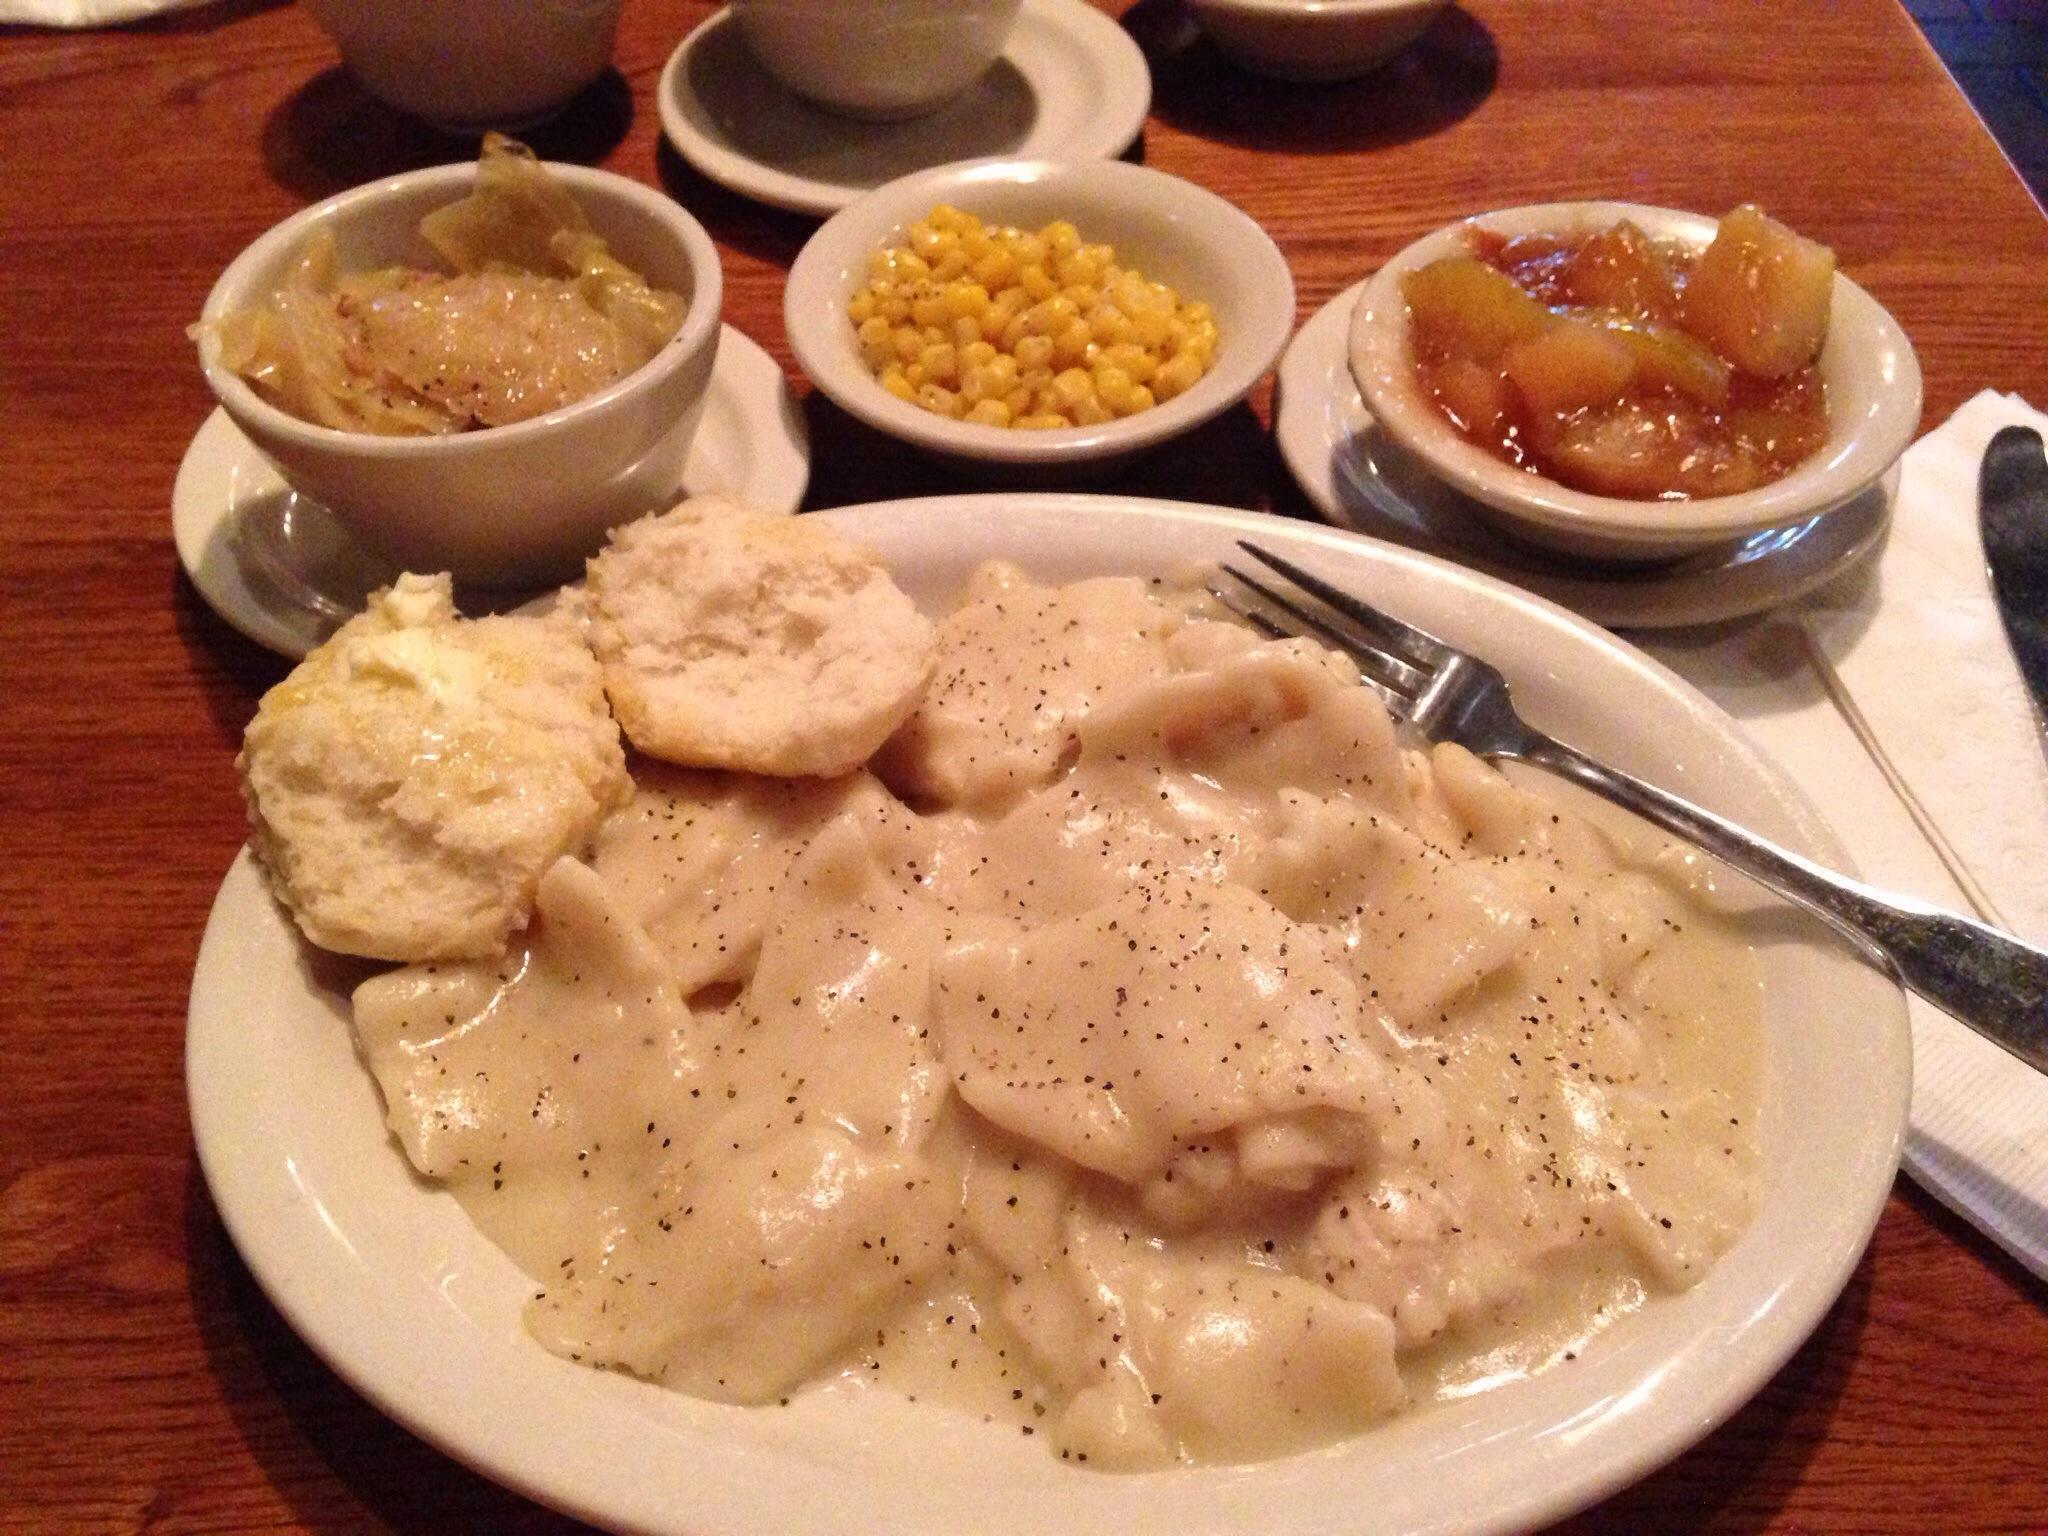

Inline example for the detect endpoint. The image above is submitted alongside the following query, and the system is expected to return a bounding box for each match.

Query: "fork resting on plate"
[1218,542,2048,1076]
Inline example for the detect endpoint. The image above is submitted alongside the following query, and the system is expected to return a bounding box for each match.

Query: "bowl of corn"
[784,157,1295,472]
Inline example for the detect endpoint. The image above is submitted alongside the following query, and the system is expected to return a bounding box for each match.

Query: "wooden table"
[4,0,2045,1530]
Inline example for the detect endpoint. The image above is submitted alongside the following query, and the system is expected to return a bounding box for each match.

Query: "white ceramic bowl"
[729,0,1024,120]
[1184,0,1448,81]
[1347,201,1923,562]
[305,0,626,130]
[195,162,723,590]
[784,158,1295,475]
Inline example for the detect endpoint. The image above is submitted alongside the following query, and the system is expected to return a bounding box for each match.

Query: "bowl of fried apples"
[1347,202,1921,561]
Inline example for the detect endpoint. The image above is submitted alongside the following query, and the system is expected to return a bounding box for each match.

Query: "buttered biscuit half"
[237,573,630,961]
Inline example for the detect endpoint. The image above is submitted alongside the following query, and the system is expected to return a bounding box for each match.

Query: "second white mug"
[728,0,1025,120]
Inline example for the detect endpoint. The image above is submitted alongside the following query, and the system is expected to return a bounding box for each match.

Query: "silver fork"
[1219,541,2048,1075]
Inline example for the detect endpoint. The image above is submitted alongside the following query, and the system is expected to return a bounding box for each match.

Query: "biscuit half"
[586,497,936,778]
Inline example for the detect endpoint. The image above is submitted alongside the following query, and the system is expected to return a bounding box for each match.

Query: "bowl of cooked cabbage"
[194,137,723,588]
[1347,202,1921,562]
[784,158,1295,473]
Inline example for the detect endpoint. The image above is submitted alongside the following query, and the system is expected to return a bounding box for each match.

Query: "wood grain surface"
[2,1,2045,1531]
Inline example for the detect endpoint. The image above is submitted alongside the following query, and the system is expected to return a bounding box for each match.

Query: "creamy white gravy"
[352,561,1760,1469]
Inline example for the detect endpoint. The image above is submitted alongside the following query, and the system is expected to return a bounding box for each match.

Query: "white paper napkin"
[1647,389,2048,1280]
[0,0,213,25]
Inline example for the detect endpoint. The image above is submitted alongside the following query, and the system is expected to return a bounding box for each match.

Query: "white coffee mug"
[728,0,1025,120]
[304,0,626,130]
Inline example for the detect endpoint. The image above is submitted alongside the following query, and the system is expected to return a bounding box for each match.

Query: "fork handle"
[1518,733,2048,1075]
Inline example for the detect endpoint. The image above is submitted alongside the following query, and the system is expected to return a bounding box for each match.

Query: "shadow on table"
[170,563,290,740]
[260,65,633,203]
[184,1160,587,1533]
[654,138,818,274]
[1123,0,1497,156]
[1898,1169,2048,1306]
[795,391,1282,514]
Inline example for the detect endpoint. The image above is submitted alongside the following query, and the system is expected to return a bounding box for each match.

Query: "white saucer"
[1274,280,1895,631]
[174,324,810,659]
[657,0,1152,218]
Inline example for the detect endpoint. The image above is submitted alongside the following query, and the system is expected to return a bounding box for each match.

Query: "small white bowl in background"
[784,158,1295,475]
[729,0,1025,121]
[1347,201,1922,562]
[305,0,626,130]
[195,161,723,590]
[1184,0,1448,82]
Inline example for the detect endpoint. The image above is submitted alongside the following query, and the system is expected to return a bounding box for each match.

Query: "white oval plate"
[1277,280,1896,630]
[172,324,810,660]
[656,0,1151,219]
[188,494,1908,1536]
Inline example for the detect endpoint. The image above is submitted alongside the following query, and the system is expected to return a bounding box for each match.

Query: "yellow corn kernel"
[1132,309,1171,349]
[1124,384,1156,415]
[1018,263,1058,302]
[950,315,981,349]
[1102,342,1157,386]
[1003,385,1034,416]
[1092,364,1135,412]
[1154,350,1203,401]
[919,342,958,384]
[1016,412,1069,430]
[878,294,911,324]
[1183,300,1213,327]
[911,294,950,329]
[1090,306,1133,346]
[849,291,877,326]
[1054,251,1101,288]
[1041,219,1082,257]
[1008,232,1047,269]
[961,340,998,369]
[971,252,1013,290]
[1051,368,1095,411]
[946,282,992,318]
[983,354,1021,392]
[893,329,923,365]
[1072,394,1115,426]
[1013,334,1055,371]
[918,383,960,417]
[932,249,969,282]
[965,397,1012,428]
[1052,318,1094,368]
[904,362,928,388]
[879,366,915,401]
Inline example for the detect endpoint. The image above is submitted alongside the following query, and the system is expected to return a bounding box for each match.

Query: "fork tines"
[1214,542,1452,714]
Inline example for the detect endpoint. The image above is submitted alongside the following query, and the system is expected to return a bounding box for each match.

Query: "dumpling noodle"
[198,135,686,435]
[348,563,1763,1469]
